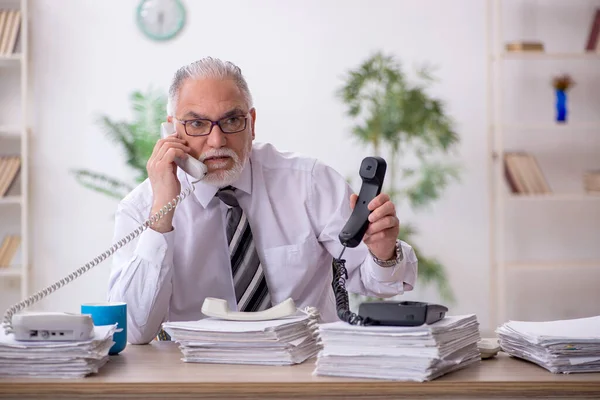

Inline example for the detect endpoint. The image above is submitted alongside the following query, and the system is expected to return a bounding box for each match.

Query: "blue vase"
[555,89,567,123]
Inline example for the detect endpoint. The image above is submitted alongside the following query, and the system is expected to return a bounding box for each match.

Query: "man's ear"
[167,115,173,123]
[249,108,256,140]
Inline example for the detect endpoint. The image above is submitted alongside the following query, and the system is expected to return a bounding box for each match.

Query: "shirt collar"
[184,156,253,209]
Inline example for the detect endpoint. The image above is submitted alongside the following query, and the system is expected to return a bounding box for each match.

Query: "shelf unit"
[0,0,29,308]
[499,52,600,60]
[507,194,600,201]
[499,123,600,131]
[487,0,600,329]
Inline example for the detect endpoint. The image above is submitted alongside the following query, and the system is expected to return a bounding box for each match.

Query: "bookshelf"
[0,195,22,205]
[0,267,21,278]
[500,123,600,131]
[487,0,600,329]
[0,0,28,310]
[500,52,600,60]
[0,124,20,135]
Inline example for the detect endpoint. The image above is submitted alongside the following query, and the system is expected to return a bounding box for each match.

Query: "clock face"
[136,0,186,41]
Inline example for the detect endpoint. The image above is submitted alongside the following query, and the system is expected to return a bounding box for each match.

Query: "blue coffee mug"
[81,302,127,355]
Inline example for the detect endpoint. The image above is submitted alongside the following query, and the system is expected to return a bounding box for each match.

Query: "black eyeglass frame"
[174,112,251,137]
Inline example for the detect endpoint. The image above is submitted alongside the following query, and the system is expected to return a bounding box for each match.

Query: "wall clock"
[136,0,186,41]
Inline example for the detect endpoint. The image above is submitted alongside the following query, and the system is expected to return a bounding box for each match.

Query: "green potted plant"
[338,51,461,302]
[72,88,166,199]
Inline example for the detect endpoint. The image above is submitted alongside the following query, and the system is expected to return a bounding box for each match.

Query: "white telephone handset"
[201,297,297,321]
[2,123,209,340]
[160,122,207,181]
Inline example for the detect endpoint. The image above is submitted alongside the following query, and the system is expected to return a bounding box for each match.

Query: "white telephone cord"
[2,183,199,334]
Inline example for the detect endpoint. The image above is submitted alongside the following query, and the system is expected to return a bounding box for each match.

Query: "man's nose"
[206,124,226,148]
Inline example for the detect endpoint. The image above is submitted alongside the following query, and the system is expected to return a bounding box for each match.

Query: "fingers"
[363,230,390,245]
[147,135,191,175]
[363,218,399,248]
[349,194,358,210]
[364,193,399,238]
[155,141,191,163]
[349,192,399,240]
[149,136,190,165]
[151,133,186,155]
[147,133,188,209]
[365,215,399,236]
[368,200,395,223]
[159,148,189,167]
[368,193,390,211]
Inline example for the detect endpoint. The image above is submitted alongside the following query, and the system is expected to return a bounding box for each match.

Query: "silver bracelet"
[370,239,403,267]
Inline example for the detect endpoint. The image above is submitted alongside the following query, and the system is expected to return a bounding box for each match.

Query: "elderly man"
[107,57,418,344]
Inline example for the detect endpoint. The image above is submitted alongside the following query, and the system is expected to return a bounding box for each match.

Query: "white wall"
[3,0,597,333]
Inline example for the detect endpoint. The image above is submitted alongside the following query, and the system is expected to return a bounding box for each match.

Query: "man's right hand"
[146,133,192,233]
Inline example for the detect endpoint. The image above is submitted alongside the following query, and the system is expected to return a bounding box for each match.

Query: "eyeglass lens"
[185,116,247,136]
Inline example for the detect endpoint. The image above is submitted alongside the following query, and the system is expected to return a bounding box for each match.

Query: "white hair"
[167,57,254,116]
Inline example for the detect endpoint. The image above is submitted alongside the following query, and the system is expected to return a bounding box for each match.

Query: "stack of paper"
[497,315,600,374]
[0,324,118,378]
[314,314,481,381]
[162,313,320,366]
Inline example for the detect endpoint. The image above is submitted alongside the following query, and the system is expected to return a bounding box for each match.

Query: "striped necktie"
[216,186,271,312]
[155,186,272,341]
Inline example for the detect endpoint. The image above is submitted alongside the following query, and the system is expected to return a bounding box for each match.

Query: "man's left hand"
[350,193,399,261]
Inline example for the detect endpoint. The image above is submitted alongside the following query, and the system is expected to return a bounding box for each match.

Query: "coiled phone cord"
[332,246,374,326]
[2,183,200,334]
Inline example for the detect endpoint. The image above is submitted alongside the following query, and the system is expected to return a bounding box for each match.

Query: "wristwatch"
[370,239,404,267]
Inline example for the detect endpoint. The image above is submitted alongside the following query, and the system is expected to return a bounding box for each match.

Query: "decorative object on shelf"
[72,89,166,199]
[136,0,186,42]
[551,74,575,123]
[583,170,600,194]
[505,41,544,53]
[337,51,461,303]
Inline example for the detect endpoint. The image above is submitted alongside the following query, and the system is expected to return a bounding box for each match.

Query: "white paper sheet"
[497,315,600,374]
[162,313,320,366]
[314,315,482,381]
[0,324,117,379]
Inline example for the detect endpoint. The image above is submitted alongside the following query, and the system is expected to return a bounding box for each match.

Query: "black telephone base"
[357,301,448,327]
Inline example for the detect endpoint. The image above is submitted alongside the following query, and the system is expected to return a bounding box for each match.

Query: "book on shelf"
[0,9,21,56]
[583,170,600,194]
[505,41,544,52]
[0,235,20,268]
[503,152,551,195]
[0,155,21,197]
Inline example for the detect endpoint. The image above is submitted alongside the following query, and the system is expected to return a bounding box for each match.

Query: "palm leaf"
[74,88,167,195]
[403,161,461,209]
[71,169,134,200]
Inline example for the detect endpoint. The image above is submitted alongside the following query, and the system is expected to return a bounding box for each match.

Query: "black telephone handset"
[333,156,447,327]
[339,156,387,248]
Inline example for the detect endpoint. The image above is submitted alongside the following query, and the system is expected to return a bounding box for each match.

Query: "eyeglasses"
[175,113,249,137]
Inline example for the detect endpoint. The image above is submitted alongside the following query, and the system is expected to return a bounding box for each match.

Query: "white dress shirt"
[107,142,418,344]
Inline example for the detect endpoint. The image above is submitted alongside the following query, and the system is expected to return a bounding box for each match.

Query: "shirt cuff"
[135,228,176,266]
[365,240,418,287]
[365,251,406,283]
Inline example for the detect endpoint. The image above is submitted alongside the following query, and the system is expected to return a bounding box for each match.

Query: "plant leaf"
[78,87,167,198]
[71,169,134,200]
[338,51,461,301]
